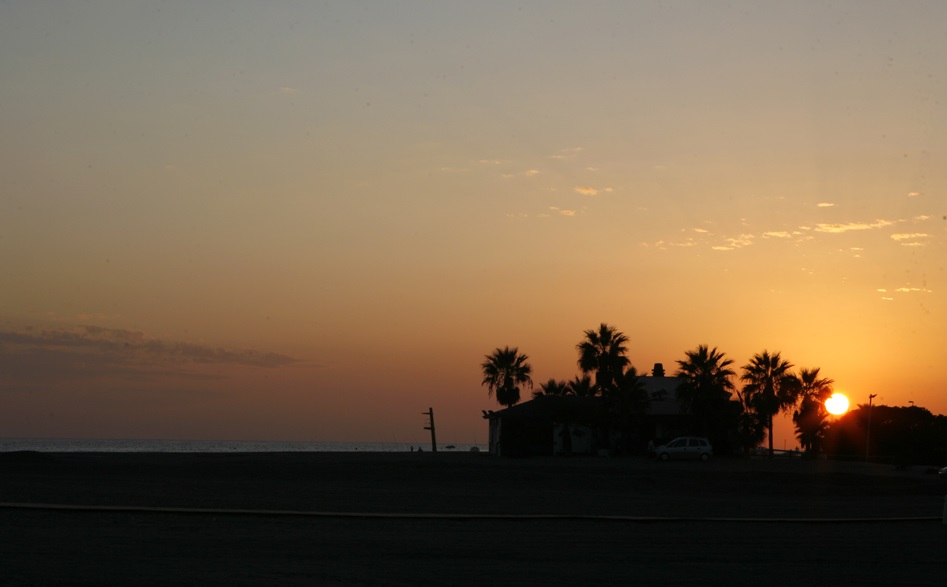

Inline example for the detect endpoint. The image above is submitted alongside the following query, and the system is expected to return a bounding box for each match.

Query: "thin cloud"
[279,86,298,94]
[907,191,920,197]
[574,186,611,197]
[813,219,894,233]
[642,239,698,250]
[76,312,114,321]
[891,233,928,241]
[817,202,836,208]
[650,229,756,251]
[548,206,576,217]
[762,231,793,238]
[677,232,756,251]
[725,234,754,248]
[523,169,541,177]
[548,147,583,160]
[0,325,301,389]
[876,286,931,298]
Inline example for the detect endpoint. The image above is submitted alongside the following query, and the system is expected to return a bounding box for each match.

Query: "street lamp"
[865,393,877,461]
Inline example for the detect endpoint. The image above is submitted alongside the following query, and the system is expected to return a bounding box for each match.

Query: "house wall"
[553,423,593,455]
[488,419,501,456]
[502,420,555,457]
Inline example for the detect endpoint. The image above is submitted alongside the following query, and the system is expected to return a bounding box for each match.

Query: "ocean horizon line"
[0,437,487,453]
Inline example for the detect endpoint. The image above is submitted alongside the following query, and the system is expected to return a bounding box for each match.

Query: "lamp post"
[865,393,877,461]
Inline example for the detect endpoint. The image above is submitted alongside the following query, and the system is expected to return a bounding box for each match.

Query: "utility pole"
[865,393,877,461]
[423,407,437,453]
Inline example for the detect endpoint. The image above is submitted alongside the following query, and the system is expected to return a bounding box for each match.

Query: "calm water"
[0,438,486,453]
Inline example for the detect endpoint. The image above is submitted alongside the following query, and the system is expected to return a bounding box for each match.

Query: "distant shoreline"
[0,437,484,453]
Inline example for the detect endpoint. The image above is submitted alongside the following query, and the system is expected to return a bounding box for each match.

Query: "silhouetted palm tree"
[576,323,630,396]
[481,346,533,408]
[734,389,766,453]
[675,345,736,415]
[741,350,797,458]
[588,365,648,455]
[567,374,595,398]
[612,366,650,414]
[675,345,737,449]
[791,367,834,455]
[533,378,570,399]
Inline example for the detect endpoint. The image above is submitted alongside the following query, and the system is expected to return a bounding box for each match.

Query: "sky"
[2,1,945,447]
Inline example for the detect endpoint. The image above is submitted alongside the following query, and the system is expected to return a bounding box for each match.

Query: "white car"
[654,437,713,461]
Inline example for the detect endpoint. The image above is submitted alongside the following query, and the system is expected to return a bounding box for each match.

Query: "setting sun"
[825,393,850,416]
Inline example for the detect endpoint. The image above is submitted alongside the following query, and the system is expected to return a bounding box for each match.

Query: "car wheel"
[699,453,709,462]
[659,453,669,461]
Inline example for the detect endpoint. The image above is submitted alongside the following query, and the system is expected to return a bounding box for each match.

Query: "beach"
[2,451,944,585]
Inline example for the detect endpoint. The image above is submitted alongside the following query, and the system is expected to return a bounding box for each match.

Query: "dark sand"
[2,451,944,585]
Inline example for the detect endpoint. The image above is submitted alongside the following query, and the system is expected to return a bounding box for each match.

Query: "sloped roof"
[482,395,603,423]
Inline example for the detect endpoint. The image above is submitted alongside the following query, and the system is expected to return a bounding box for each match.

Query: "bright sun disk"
[825,393,850,416]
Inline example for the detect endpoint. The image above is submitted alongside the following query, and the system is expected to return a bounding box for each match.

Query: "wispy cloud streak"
[0,325,301,391]
[813,220,895,233]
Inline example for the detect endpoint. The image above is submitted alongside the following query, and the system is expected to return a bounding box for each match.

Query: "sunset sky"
[2,1,945,447]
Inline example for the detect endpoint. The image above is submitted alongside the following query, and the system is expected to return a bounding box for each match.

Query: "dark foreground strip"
[0,502,939,523]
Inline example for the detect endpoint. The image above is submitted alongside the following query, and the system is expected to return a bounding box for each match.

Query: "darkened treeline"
[823,405,947,465]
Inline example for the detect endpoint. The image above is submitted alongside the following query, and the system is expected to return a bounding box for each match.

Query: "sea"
[0,438,487,453]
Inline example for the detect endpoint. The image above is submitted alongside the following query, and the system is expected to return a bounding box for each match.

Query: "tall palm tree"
[566,374,595,398]
[734,387,766,453]
[481,346,533,408]
[610,367,649,416]
[533,378,570,399]
[612,366,649,414]
[576,323,630,396]
[675,345,737,448]
[606,366,650,454]
[675,345,736,415]
[740,350,797,458]
[791,367,834,455]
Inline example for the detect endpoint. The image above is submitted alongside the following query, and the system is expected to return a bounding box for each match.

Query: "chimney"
[652,363,665,377]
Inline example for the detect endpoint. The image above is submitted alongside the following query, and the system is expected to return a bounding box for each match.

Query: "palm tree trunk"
[768,415,774,459]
